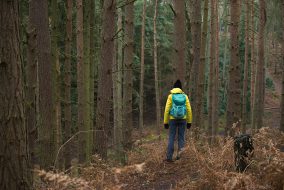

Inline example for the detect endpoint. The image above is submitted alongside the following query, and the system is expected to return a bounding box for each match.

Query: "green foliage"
[133,0,174,118]
[265,77,275,91]
[266,0,283,40]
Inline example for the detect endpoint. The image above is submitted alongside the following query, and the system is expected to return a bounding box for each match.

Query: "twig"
[112,28,123,40]
[264,107,280,110]
[53,129,105,169]
[168,4,176,17]
[116,0,137,9]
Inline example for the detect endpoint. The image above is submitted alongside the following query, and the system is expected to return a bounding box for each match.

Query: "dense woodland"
[0,0,284,189]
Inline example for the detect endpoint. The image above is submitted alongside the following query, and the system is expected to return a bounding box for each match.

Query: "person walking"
[163,80,192,162]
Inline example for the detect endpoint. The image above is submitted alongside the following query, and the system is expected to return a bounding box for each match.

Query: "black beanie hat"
[173,79,182,89]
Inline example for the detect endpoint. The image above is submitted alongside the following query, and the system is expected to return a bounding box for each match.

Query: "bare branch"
[168,3,176,17]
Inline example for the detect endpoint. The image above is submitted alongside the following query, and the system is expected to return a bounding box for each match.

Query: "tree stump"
[234,134,254,172]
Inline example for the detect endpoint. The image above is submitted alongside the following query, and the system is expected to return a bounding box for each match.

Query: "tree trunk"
[83,0,91,163]
[139,0,147,131]
[280,0,284,132]
[113,25,118,160]
[222,0,229,82]
[213,0,219,137]
[29,0,55,169]
[250,0,256,126]
[241,0,250,133]
[173,0,186,88]
[26,14,38,165]
[64,0,73,169]
[185,3,193,93]
[113,8,125,164]
[193,0,208,131]
[225,0,241,137]
[51,0,62,169]
[89,0,95,161]
[221,0,229,108]
[123,0,134,150]
[95,0,116,159]
[154,0,161,137]
[0,0,32,188]
[92,0,102,132]
[208,0,216,136]
[254,0,266,129]
[190,0,202,130]
[76,0,87,163]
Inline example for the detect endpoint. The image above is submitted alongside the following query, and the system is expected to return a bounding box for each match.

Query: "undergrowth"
[35,127,284,190]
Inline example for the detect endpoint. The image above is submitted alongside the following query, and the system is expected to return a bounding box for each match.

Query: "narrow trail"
[111,144,199,190]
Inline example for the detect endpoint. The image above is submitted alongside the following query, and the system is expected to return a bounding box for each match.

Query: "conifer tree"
[95,0,116,159]
[0,0,32,188]
[123,0,135,150]
[226,0,242,136]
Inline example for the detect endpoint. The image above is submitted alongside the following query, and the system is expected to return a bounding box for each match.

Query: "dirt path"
[112,153,198,190]
[105,137,200,190]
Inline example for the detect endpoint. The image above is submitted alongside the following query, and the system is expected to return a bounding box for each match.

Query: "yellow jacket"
[163,88,192,124]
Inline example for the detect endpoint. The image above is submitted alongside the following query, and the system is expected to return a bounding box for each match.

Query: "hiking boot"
[176,148,184,160]
[164,159,174,163]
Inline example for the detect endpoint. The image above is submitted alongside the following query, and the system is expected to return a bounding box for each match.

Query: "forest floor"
[36,127,284,190]
[36,71,284,190]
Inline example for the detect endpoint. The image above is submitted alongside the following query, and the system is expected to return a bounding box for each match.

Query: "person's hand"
[164,124,169,129]
[187,123,191,129]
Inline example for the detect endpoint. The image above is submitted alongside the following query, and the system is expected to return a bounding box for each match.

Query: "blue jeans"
[166,119,186,160]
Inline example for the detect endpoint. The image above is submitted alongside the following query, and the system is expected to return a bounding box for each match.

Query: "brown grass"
[35,127,284,190]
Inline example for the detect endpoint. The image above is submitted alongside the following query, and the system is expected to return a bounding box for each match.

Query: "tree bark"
[29,0,55,169]
[250,0,256,126]
[221,0,229,108]
[225,0,241,137]
[139,0,147,131]
[173,0,186,88]
[208,0,217,137]
[254,0,266,129]
[93,0,102,131]
[64,0,73,169]
[190,0,202,130]
[89,0,95,161]
[123,0,134,150]
[154,0,161,137]
[213,0,219,137]
[76,0,87,163]
[83,0,91,163]
[280,0,284,132]
[193,0,208,131]
[241,0,250,133]
[26,14,38,165]
[95,0,116,159]
[51,0,63,169]
[113,25,118,160]
[185,3,193,93]
[113,8,125,164]
[0,0,32,188]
